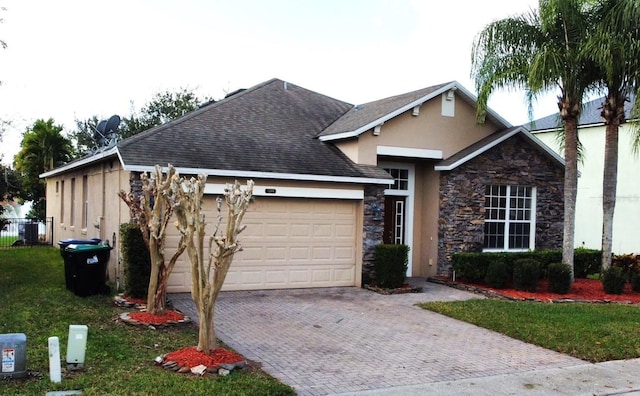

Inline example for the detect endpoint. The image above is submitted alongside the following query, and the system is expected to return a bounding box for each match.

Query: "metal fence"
[0,217,54,248]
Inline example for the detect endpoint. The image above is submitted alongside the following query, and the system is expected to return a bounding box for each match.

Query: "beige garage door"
[167,197,358,292]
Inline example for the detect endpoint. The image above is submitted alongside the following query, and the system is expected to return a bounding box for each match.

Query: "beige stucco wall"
[534,123,640,253]
[45,156,131,284]
[336,92,503,277]
[353,94,500,165]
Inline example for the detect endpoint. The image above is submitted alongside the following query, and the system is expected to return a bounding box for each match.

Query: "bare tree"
[173,176,253,353]
[118,165,186,314]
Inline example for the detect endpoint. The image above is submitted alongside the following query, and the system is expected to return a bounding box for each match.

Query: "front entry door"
[383,196,406,245]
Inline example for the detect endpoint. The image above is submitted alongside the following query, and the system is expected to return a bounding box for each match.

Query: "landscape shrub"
[120,223,151,298]
[374,244,409,288]
[452,253,491,283]
[513,259,540,292]
[547,263,572,294]
[631,272,640,292]
[574,248,602,278]
[601,266,626,295]
[612,253,640,281]
[484,260,509,289]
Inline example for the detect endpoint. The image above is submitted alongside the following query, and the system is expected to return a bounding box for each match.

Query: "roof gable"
[434,127,565,171]
[319,81,512,141]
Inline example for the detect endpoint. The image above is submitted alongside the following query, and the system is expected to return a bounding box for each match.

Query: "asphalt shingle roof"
[117,78,390,180]
[528,96,635,131]
[319,82,452,137]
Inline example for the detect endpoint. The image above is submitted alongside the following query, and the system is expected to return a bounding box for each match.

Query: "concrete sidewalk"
[335,358,640,395]
[170,279,639,396]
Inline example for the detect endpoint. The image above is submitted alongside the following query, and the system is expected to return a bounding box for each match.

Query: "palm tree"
[14,118,72,219]
[472,0,599,281]
[584,0,640,271]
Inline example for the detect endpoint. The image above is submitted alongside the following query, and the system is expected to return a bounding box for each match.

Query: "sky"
[0,0,559,165]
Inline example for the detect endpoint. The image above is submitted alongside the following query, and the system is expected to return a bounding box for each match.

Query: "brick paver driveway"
[171,279,584,396]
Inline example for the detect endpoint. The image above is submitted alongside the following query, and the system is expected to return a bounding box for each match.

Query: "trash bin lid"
[58,238,102,247]
[65,243,112,252]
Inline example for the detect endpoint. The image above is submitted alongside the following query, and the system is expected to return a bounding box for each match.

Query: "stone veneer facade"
[362,184,385,284]
[437,135,564,275]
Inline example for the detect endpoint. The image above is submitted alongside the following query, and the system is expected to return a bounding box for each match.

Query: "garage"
[167,196,359,292]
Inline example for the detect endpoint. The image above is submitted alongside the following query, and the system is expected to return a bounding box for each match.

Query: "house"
[529,97,639,254]
[42,78,565,292]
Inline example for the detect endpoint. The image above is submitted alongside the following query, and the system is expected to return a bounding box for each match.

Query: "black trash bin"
[58,238,102,291]
[64,243,112,297]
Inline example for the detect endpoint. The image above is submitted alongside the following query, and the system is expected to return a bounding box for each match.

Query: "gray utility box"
[0,333,27,379]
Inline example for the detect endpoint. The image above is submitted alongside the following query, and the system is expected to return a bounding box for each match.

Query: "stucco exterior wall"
[353,94,500,165]
[534,124,640,253]
[437,135,564,275]
[45,156,130,284]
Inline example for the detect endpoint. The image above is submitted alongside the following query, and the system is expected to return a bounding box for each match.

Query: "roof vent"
[284,81,288,90]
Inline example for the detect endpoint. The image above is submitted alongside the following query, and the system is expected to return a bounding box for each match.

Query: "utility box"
[0,333,27,379]
[66,325,88,371]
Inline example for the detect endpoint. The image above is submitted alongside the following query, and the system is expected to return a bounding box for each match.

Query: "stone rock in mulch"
[113,294,147,309]
[154,354,246,377]
[364,284,422,295]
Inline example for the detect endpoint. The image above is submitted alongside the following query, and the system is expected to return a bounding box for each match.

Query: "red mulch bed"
[164,346,244,368]
[128,310,186,325]
[446,277,640,303]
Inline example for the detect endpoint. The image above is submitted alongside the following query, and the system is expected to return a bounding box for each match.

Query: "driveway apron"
[170,280,584,396]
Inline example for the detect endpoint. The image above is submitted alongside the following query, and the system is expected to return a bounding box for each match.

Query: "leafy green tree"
[14,119,72,220]
[472,0,599,281]
[67,116,101,159]
[584,0,640,270]
[0,164,21,229]
[69,88,209,157]
[119,88,207,139]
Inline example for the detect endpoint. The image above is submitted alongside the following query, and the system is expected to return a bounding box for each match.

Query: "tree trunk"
[563,117,579,282]
[196,297,217,353]
[146,238,167,315]
[600,96,624,271]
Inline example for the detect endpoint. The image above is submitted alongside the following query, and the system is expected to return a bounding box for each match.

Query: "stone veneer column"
[362,184,385,285]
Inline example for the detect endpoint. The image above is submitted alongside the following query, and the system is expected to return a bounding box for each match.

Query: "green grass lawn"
[0,247,294,396]
[0,235,19,247]
[419,299,640,363]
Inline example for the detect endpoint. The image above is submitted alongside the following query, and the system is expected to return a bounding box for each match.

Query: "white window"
[483,185,535,251]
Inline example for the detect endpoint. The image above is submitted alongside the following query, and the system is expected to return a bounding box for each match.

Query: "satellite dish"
[97,120,107,133]
[104,115,121,135]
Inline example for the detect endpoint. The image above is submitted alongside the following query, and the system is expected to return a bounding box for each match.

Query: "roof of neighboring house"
[528,95,636,131]
[318,81,512,141]
[434,126,565,171]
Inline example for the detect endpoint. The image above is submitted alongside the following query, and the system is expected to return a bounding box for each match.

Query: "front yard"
[0,247,293,396]
[420,299,640,362]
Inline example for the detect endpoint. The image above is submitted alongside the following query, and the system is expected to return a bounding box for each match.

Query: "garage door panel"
[169,197,358,291]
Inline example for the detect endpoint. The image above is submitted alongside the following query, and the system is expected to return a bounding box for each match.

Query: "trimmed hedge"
[484,260,509,289]
[513,259,541,292]
[374,244,409,288]
[547,263,572,294]
[452,249,602,282]
[119,223,151,299]
[574,248,602,278]
[601,266,626,295]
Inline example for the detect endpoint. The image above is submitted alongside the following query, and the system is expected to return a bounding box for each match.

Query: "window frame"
[483,185,536,252]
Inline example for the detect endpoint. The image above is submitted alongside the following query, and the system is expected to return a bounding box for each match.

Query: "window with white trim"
[483,185,535,250]
[383,168,409,191]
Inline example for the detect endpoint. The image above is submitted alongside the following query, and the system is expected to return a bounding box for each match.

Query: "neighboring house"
[42,78,565,292]
[529,97,639,254]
